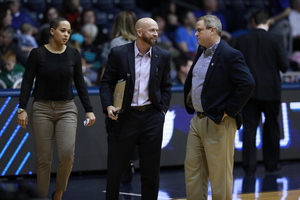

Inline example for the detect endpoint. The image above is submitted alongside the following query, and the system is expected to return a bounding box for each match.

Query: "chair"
[0,79,7,89]
[12,78,23,89]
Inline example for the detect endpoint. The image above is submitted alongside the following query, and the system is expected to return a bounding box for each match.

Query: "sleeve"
[99,48,119,114]
[225,50,255,117]
[160,52,173,113]
[73,49,93,112]
[18,48,38,109]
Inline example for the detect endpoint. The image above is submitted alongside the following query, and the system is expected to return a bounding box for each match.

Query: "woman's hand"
[17,111,28,129]
[85,112,96,126]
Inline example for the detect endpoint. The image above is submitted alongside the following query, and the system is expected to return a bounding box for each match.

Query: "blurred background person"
[110,10,137,50]
[16,23,38,56]
[0,26,27,67]
[80,8,109,47]
[172,55,192,85]
[268,0,292,54]
[38,6,60,45]
[0,6,13,29]
[289,0,300,52]
[0,50,25,88]
[80,23,102,73]
[174,9,198,59]
[61,0,82,32]
[4,0,38,35]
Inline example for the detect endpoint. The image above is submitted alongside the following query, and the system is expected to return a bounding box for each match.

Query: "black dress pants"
[105,106,165,200]
[242,99,280,175]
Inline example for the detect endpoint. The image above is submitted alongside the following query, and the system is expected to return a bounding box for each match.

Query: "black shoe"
[265,164,282,174]
[122,162,135,183]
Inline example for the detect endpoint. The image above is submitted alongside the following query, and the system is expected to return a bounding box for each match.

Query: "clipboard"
[113,74,130,113]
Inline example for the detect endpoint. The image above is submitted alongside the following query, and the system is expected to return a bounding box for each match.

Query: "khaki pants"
[30,99,78,198]
[185,115,236,200]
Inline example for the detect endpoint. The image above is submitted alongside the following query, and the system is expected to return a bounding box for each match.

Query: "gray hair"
[81,23,98,39]
[198,15,222,37]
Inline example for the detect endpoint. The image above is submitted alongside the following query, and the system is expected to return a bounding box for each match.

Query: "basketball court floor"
[1,160,299,199]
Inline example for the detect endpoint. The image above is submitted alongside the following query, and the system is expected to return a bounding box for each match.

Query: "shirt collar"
[201,40,220,57]
[134,41,152,57]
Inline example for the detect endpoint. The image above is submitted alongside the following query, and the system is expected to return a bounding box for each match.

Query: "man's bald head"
[135,18,157,31]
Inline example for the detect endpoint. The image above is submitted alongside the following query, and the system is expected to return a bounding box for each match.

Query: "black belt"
[197,112,206,119]
[131,104,153,111]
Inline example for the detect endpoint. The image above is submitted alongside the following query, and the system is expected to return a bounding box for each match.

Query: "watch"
[18,108,25,114]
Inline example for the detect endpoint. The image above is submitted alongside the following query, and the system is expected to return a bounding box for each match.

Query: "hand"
[85,112,96,126]
[107,105,118,120]
[17,111,28,129]
[221,112,228,121]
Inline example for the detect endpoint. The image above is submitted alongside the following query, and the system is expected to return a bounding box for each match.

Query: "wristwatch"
[18,108,25,114]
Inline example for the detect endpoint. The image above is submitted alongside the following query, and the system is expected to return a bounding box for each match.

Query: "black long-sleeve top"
[18,45,93,112]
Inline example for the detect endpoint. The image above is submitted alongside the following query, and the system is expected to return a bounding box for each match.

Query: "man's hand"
[107,105,118,120]
[221,112,228,121]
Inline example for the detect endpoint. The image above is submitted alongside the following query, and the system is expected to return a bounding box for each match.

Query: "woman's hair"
[41,6,60,25]
[49,17,68,30]
[111,11,137,41]
[0,6,10,28]
[198,15,222,37]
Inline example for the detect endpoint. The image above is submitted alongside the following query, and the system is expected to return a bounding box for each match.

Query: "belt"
[131,104,153,111]
[197,112,206,119]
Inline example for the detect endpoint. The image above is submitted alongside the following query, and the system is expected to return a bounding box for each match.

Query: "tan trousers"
[30,99,78,198]
[185,115,236,200]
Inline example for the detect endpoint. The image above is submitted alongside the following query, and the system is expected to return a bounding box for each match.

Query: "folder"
[113,74,130,113]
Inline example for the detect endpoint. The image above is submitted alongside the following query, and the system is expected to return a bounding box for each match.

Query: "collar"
[134,41,152,57]
[201,40,220,57]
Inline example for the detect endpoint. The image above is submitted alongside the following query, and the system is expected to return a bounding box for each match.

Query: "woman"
[0,5,12,28]
[38,6,60,45]
[17,17,96,200]
[110,10,137,50]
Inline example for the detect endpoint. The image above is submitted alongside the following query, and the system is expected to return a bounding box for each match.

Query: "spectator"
[194,0,228,31]
[16,23,38,56]
[0,26,27,67]
[4,0,38,34]
[289,0,300,52]
[269,0,292,54]
[152,11,180,58]
[0,51,25,88]
[61,0,82,32]
[174,10,198,59]
[0,6,13,28]
[38,6,60,45]
[172,55,193,85]
[80,8,109,47]
[110,11,137,50]
[81,23,102,72]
